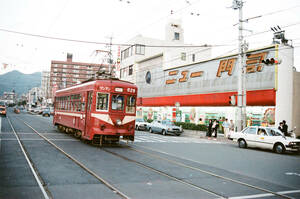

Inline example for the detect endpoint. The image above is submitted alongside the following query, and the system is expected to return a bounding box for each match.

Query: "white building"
[27,87,43,107]
[119,19,212,83]
[41,71,51,105]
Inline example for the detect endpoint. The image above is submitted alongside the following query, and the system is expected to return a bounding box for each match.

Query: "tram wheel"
[74,130,82,138]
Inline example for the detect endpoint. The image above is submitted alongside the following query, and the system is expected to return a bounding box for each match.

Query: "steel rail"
[13,116,131,199]
[101,148,226,199]
[18,116,225,199]
[7,117,50,199]
[123,144,293,199]
[17,115,292,199]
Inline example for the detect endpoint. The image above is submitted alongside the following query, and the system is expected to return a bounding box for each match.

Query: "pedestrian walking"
[222,118,230,138]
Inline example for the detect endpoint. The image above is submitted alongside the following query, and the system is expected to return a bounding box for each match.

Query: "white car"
[135,118,149,131]
[232,126,300,154]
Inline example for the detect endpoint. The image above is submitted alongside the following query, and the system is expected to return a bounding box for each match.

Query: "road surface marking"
[228,189,300,199]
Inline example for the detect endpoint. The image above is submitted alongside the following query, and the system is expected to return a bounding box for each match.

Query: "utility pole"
[107,36,113,75]
[232,0,245,131]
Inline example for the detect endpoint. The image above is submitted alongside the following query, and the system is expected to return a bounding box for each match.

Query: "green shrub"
[146,119,153,123]
[174,122,207,131]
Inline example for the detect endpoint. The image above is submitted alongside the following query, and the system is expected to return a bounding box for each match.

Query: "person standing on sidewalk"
[222,118,230,138]
[212,119,219,139]
[206,119,213,138]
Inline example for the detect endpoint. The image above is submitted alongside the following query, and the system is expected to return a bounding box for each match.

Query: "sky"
[0,0,300,74]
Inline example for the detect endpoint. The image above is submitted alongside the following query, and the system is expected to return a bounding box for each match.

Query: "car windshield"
[136,118,145,122]
[265,128,284,136]
[162,120,174,126]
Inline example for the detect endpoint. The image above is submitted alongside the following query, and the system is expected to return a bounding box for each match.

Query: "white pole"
[237,1,244,131]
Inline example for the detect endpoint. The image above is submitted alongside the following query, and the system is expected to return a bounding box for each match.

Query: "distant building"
[118,19,212,83]
[50,53,113,99]
[41,71,51,103]
[3,91,16,105]
[27,87,43,107]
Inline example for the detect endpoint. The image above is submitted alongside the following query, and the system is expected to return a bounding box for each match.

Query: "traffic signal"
[261,58,280,65]
[229,95,236,106]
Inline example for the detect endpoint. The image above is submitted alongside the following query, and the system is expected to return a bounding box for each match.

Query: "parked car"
[232,126,300,154]
[42,108,51,117]
[148,120,183,136]
[135,118,149,131]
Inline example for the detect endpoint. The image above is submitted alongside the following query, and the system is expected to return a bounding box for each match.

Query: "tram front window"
[96,93,109,111]
[126,95,136,113]
[112,95,124,111]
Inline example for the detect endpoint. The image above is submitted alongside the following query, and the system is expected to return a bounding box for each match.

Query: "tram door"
[85,91,93,137]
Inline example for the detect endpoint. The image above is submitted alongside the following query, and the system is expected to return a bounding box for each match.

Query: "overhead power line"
[0,27,231,48]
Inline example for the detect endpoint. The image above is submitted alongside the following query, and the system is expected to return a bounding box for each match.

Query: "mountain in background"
[0,70,41,95]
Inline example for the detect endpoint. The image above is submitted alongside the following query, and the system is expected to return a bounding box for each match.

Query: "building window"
[122,48,130,60]
[135,44,145,55]
[181,52,186,61]
[174,32,180,40]
[192,54,195,62]
[129,65,133,76]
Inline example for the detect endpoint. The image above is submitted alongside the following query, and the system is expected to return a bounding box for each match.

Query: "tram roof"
[56,79,135,94]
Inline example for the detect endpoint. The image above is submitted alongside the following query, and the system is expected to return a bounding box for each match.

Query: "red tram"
[53,78,137,145]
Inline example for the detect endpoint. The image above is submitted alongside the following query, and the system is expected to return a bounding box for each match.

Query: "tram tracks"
[116,145,294,199]
[11,115,295,199]
[7,116,130,199]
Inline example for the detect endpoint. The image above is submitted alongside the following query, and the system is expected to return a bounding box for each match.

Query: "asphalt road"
[1,109,300,199]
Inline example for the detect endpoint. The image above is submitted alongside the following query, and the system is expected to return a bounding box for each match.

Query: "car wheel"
[149,128,153,133]
[274,143,285,154]
[162,129,166,136]
[238,139,247,148]
[135,125,138,130]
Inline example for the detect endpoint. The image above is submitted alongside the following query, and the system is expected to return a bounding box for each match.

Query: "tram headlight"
[116,119,122,126]
[100,124,106,130]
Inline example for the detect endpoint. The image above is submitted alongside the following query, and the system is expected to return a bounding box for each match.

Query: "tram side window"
[87,92,93,111]
[96,93,109,111]
[126,95,136,113]
[112,95,124,111]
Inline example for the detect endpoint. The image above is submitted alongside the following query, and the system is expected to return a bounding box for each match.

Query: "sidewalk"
[181,129,234,144]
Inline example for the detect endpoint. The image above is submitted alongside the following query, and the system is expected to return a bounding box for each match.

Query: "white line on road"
[8,118,50,199]
[228,189,300,199]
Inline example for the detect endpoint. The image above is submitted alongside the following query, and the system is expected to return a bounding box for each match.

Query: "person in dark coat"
[282,120,288,136]
[278,122,283,132]
[207,119,213,138]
